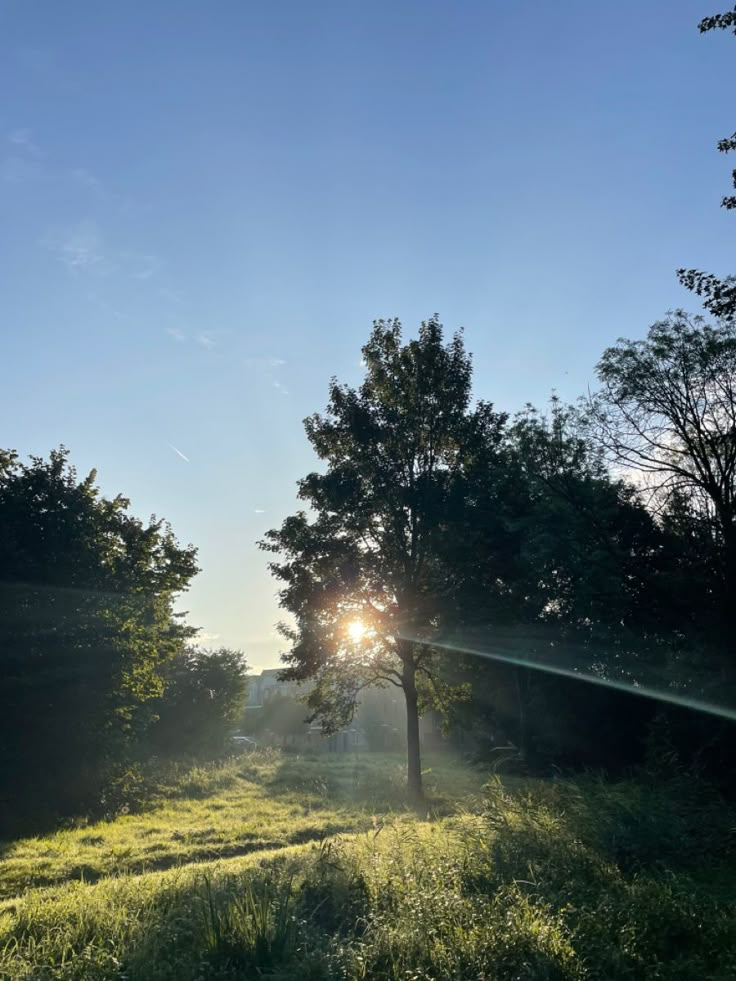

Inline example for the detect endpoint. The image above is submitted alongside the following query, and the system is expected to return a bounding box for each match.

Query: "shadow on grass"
[0,824,362,900]
[3,773,736,980]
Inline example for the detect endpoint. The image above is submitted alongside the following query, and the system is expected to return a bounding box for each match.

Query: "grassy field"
[1,750,735,980]
[0,752,482,903]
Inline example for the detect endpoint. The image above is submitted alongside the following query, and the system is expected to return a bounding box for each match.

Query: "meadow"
[1,750,735,980]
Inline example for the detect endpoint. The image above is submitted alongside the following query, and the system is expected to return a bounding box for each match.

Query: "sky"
[1,1,733,670]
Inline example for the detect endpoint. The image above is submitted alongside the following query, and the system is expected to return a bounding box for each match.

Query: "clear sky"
[1,1,733,669]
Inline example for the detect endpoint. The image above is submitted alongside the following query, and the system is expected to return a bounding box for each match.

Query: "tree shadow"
[3,772,735,980]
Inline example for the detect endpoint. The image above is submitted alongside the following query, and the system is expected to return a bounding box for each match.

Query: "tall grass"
[0,752,479,902]
[0,756,735,980]
[197,870,296,971]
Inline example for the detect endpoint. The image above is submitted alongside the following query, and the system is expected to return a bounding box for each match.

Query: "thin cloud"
[69,167,133,212]
[127,252,160,280]
[42,219,110,274]
[8,129,41,157]
[159,287,185,305]
[245,356,289,395]
[45,231,155,279]
[197,631,221,644]
[244,357,287,369]
[167,442,190,463]
[86,292,124,322]
[69,167,107,198]
[0,156,40,183]
[197,332,215,349]
[165,327,186,342]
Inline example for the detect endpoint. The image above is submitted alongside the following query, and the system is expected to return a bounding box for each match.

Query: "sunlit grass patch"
[0,751,482,902]
[1,754,735,980]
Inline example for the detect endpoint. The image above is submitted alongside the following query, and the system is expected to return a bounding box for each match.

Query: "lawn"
[1,751,735,980]
[0,751,483,903]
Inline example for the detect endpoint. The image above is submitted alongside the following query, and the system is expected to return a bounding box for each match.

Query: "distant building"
[246,668,300,707]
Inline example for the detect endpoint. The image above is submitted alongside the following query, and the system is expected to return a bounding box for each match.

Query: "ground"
[1,751,735,980]
[0,752,481,903]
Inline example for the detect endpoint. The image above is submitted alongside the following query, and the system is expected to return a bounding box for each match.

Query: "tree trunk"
[401,655,423,802]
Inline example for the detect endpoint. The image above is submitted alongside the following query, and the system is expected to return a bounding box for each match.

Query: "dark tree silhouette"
[150,647,248,759]
[444,399,673,768]
[0,448,199,829]
[587,314,736,645]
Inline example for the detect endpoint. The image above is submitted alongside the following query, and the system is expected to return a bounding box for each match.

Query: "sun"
[347,619,366,642]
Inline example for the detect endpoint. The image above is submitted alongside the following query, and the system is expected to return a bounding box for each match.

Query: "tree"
[444,399,671,768]
[260,318,504,799]
[0,448,198,829]
[677,7,736,320]
[509,399,672,639]
[150,647,248,759]
[587,314,736,647]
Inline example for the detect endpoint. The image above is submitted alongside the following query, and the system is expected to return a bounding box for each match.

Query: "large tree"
[443,399,673,768]
[587,314,736,649]
[261,318,504,799]
[0,448,198,829]
[149,647,248,759]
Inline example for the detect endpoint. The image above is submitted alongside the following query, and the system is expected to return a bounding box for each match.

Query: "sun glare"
[347,620,366,642]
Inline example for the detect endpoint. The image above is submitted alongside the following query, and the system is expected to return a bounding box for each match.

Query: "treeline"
[263,6,736,798]
[0,449,247,835]
[3,308,735,828]
[263,314,736,796]
[445,314,736,774]
[4,5,735,821]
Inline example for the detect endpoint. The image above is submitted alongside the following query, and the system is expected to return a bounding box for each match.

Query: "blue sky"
[1,1,733,669]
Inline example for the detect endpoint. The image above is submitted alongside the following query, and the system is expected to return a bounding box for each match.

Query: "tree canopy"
[149,646,249,759]
[0,448,199,829]
[261,317,505,798]
[587,314,736,646]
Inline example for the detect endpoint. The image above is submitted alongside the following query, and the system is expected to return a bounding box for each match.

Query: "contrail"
[167,443,190,463]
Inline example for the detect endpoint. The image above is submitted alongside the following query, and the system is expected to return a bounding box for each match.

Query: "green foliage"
[509,399,668,633]
[699,5,736,34]
[263,315,734,786]
[0,448,199,832]
[588,313,736,653]
[196,870,297,974]
[442,397,673,769]
[261,317,504,796]
[149,647,249,759]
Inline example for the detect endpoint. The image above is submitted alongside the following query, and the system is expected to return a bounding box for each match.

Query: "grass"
[0,751,735,980]
[0,751,483,903]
